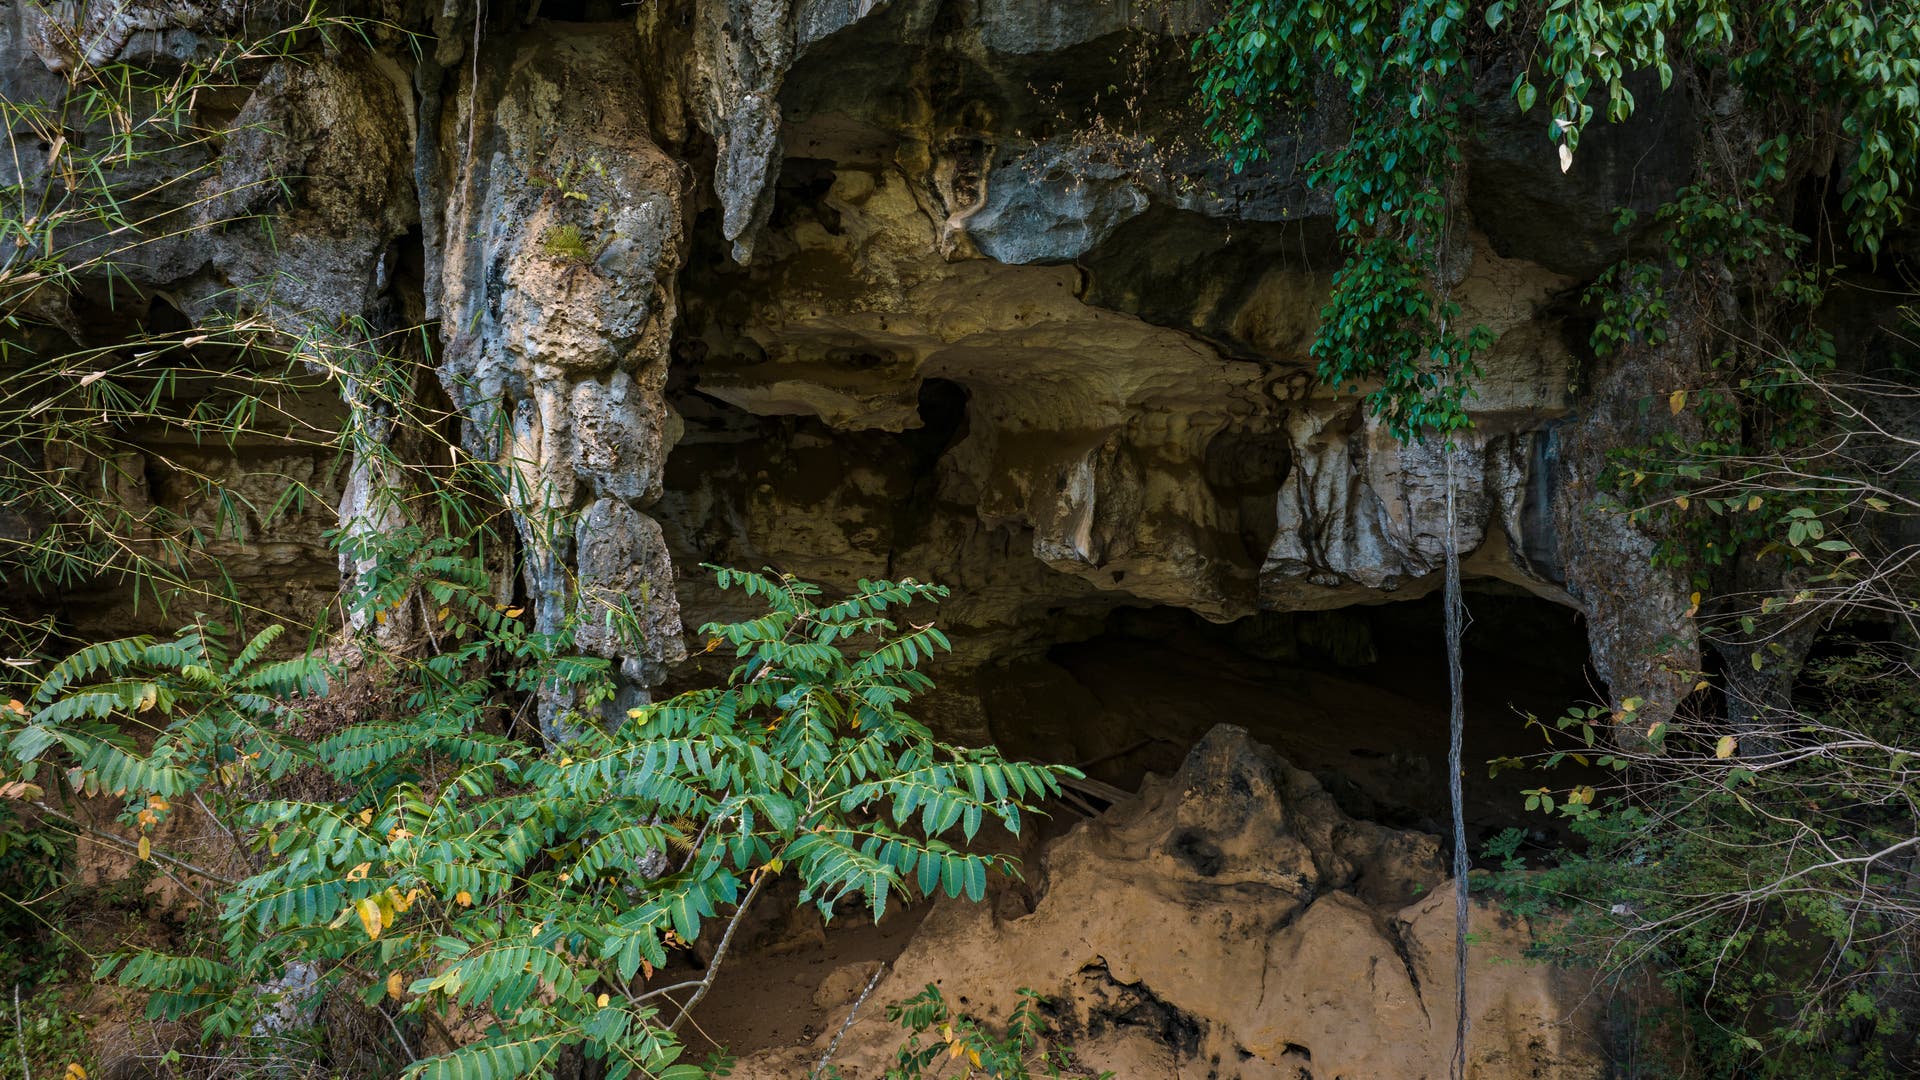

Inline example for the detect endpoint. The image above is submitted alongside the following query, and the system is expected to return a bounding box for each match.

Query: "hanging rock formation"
[5,0,1714,715]
[433,22,691,708]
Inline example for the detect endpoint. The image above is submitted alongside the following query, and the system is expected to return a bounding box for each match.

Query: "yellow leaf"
[356,896,385,940]
[968,1049,982,1068]
[641,959,654,979]
[1619,697,1639,713]
[1686,590,1701,618]
[1668,388,1687,414]
[137,835,151,862]
[1694,680,1710,692]
[387,971,405,1000]
[455,890,473,907]
[505,607,524,618]
[5,699,25,716]
[374,609,388,625]
[1675,495,1690,511]
[949,1042,966,1060]
[346,862,371,882]
[597,993,611,1008]
[1715,735,1737,759]
[436,606,450,621]
[1746,495,1762,512]
[66,1065,87,1080]
[357,809,374,826]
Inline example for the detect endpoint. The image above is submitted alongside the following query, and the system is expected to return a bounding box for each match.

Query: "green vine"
[1197,0,1488,440]
[1590,185,1843,586]
[1194,0,1919,439]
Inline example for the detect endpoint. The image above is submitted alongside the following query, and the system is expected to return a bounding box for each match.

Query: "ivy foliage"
[1588,185,1854,591]
[5,561,1073,1080]
[1196,0,1488,439]
[1194,0,1919,439]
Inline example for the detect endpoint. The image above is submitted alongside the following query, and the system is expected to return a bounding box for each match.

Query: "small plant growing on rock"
[541,223,595,264]
[834,984,1112,1080]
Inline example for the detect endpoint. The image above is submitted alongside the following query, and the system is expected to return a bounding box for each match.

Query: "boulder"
[734,726,1606,1079]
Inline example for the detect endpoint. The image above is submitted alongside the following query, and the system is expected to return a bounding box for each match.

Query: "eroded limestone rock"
[436,23,689,715]
[734,726,1605,1079]
[3,0,1718,732]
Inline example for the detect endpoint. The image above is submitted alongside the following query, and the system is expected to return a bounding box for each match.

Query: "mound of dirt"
[735,724,1605,1079]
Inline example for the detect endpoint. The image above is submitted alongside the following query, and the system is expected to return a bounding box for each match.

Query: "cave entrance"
[980,586,1598,853]
[676,586,1599,1063]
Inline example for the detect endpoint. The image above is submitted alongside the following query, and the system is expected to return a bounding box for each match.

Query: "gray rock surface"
[434,23,690,723]
[8,0,1743,735]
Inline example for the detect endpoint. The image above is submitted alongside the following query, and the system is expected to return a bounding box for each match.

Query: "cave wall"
[5,0,1723,720]
[635,0,1703,716]
[5,2,1800,1074]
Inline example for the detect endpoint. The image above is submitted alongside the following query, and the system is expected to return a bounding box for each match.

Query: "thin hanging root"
[1445,447,1472,1080]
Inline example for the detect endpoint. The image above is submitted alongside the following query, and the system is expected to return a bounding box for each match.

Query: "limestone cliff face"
[11,0,1722,1068]
[640,0,1705,714]
[6,0,1708,715]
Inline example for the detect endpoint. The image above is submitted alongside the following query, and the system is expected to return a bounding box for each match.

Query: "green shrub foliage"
[5,562,1072,1080]
[1486,646,1919,1075]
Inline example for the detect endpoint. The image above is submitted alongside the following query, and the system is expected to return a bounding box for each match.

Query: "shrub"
[5,563,1073,1080]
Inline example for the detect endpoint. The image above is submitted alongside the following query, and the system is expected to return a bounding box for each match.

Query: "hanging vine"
[1195,0,1917,439]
